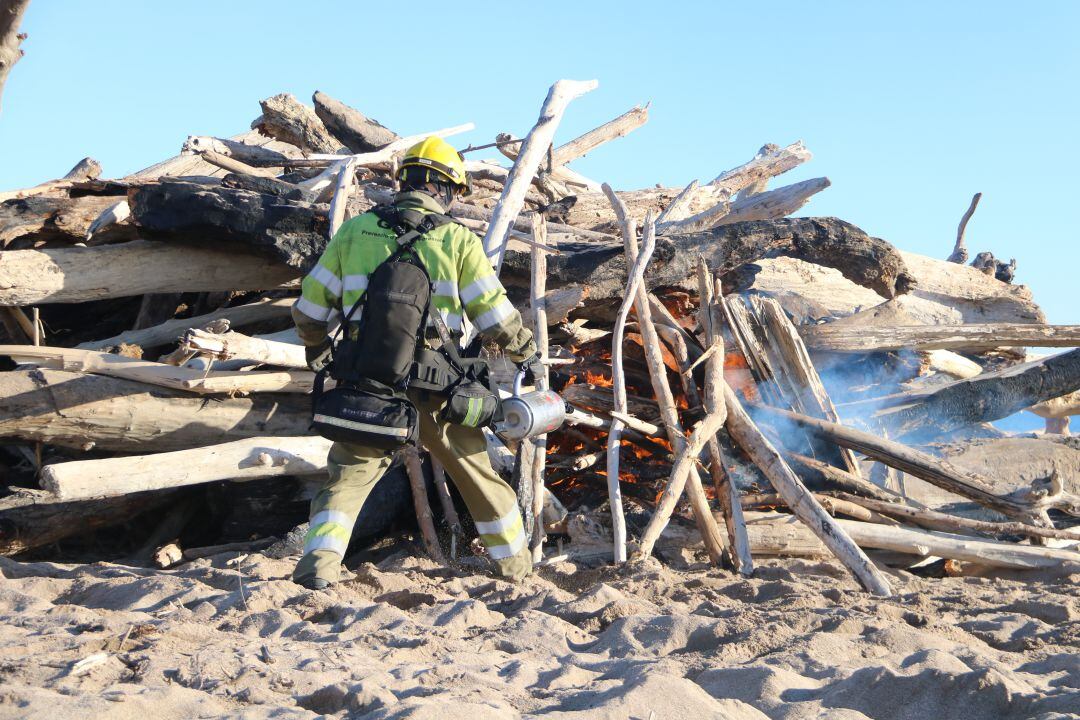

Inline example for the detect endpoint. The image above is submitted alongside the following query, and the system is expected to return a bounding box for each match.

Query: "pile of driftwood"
[1,79,1078,592]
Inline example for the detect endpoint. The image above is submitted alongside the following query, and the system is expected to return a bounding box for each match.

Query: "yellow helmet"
[398,136,471,195]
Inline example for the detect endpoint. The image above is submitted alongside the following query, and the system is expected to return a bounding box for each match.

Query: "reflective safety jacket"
[293,190,536,361]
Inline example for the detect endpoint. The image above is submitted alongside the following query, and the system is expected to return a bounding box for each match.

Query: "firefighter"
[291,137,538,589]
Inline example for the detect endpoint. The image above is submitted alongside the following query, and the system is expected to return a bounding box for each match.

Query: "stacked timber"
[0,80,1077,586]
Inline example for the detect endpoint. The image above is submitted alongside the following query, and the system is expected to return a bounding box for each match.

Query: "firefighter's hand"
[305,340,333,373]
[518,352,544,386]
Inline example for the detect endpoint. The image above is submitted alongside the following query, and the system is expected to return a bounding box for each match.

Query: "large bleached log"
[0,490,176,556]
[756,404,1080,520]
[180,327,305,368]
[0,0,30,113]
[255,93,346,154]
[0,369,311,451]
[723,384,893,596]
[0,194,136,246]
[77,297,293,351]
[709,141,812,196]
[312,90,399,153]
[42,436,330,500]
[876,348,1080,438]
[740,512,1079,571]
[551,104,648,167]
[900,250,1046,323]
[484,78,598,269]
[129,181,328,270]
[802,323,1080,353]
[501,217,914,311]
[0,240,299,305]
[0,346,313,394]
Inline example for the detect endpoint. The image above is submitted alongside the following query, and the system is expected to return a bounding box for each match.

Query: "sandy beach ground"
[0,543,1076,720]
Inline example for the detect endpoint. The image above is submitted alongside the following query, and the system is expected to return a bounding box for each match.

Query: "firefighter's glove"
[518,352,544,386]
[306,340,333,373]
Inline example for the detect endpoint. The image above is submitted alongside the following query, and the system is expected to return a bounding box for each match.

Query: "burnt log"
[0,194,137,246]
[501,217,913,317]
[129,180,328,270]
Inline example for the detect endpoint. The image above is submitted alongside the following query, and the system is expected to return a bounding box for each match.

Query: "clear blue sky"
[1,1,1076,324]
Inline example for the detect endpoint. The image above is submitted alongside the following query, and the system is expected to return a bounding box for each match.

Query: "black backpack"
[311,205,452,449]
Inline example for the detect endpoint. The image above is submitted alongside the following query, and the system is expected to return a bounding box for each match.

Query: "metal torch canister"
[495,370,567,440]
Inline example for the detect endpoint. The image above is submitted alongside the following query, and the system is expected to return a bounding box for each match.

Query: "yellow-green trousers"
[293,389,532,584]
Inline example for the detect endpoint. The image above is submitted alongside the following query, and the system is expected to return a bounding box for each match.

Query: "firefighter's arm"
[457,232,536,362]
[293,236,344,369]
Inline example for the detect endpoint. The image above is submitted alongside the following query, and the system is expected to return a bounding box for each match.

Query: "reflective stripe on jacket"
[292,191,535,360]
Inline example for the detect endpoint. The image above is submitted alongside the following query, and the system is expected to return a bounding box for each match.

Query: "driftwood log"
[875,348,1080,438]
[312,91,398,153]
[42,436,330,500]
[0,240,299,305]
[0,194,136,246]
[802,323,1080,353]
[0,369,311,451]
[755,404,1080,520]
[255,93,346,155]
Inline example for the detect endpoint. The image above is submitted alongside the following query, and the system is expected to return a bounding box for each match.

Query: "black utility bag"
[311,205,449,449]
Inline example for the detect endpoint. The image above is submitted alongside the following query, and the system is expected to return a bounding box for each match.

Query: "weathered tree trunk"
[552,104,648,167]
[0,240,299,305]
[254,93,346,154]
[180,327,305,368]
[42,436,330,500]
[802,323,1080,353]
[0,369,312,451]
[876,348,1080,438]
[710,141,812,195]
[312,90,399,153]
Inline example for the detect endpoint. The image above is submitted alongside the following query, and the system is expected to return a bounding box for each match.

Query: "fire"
[584,369,613,387]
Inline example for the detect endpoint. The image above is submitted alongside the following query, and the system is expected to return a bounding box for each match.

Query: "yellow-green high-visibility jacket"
[293,191,536,361]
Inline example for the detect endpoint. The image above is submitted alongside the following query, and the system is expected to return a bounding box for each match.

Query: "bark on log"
[255,93,346,154]
[483,78,598,269]
[755,404,1080,519]
[0,490,176,556]
[0,368,311,452]
[0,0,30,114]
[312,90,399,153]
[876,348,1080,438]
[129,181,328,271]
[77,297,293,351]
[725,384,894,595]
[41,436,330,500]
[0,240,299,305]
[802,323,1080,353]
[0,346,313,394]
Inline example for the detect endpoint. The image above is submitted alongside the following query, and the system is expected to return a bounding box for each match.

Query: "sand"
[0,547,1077,719]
